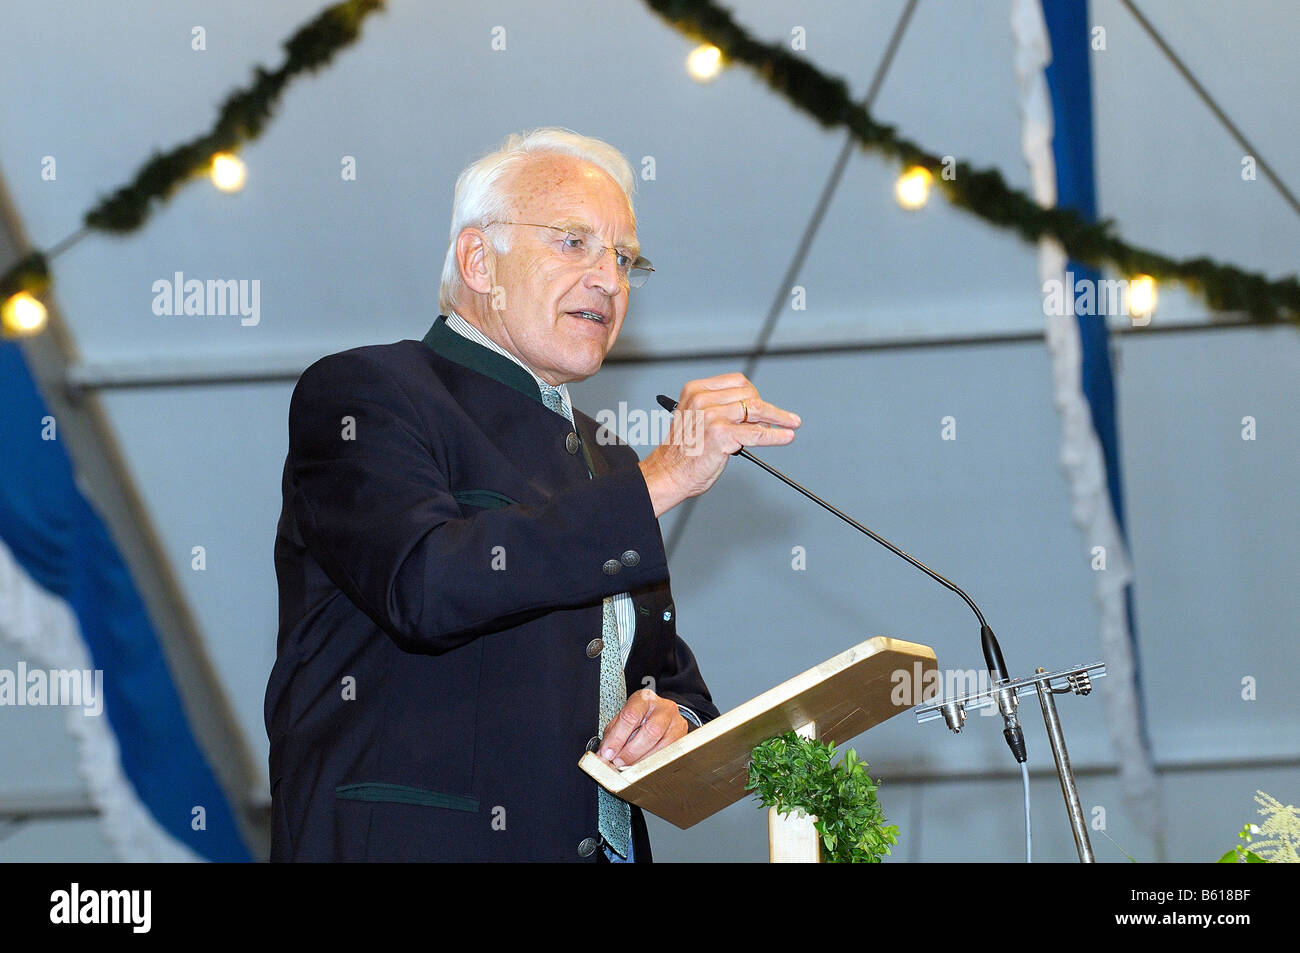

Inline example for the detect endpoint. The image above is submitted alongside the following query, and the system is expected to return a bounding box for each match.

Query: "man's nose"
[584,248,622,293]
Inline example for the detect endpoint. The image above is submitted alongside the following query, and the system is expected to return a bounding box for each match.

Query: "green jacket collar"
[421,314,543,407]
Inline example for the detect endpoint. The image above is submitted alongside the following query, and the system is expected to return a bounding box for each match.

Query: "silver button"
[586,638,604,658]
[602,559,621,575]
[577,836,600,857]
[566,432,581,454]
[585,736,601,753]
[620,549,640,567]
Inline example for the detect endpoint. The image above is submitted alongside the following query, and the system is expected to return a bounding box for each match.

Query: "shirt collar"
[421,313,571,413]
[446,312,572,412]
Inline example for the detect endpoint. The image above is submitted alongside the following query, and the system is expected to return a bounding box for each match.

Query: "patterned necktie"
[539,383,631,856]
[538,382,565,419]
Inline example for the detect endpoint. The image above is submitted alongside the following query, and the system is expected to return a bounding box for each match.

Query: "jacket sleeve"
[287,349,670,654]
[623,580,721,726]
[659,635,721,727]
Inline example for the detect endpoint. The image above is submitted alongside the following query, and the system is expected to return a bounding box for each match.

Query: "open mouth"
[567,309,608,325]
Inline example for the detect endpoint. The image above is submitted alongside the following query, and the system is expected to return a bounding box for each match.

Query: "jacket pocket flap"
[335,782,478,812]
[452,489,516,510]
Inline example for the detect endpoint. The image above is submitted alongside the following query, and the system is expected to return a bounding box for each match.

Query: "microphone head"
[981,623,1010,683]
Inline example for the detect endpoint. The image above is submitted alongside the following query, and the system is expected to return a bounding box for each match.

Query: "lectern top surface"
[579,636,937,829]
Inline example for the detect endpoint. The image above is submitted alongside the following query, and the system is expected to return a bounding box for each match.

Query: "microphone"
[655,393,1027,764]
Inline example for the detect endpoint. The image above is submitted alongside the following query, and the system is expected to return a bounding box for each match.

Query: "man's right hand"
[637,373,801,518]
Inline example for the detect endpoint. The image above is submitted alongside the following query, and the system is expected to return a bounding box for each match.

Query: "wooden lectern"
[580,636,937,862]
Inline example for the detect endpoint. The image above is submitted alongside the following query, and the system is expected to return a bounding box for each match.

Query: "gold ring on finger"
[740,399,749,423]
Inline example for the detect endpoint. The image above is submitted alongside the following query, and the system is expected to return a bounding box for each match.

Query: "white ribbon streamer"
[1011,0,1162,838]
[0,535,199,861]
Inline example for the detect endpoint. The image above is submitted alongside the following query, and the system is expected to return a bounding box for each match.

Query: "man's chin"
[559,333,617,381]
[562,356,605,384]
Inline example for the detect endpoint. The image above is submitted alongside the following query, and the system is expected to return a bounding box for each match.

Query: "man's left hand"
[598,689,689,768]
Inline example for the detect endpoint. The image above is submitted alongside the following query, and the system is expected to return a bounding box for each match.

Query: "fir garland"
[7,0,1296,326]
[0,252,48,302]
[1,0,384,299]
[641,0,1299,323]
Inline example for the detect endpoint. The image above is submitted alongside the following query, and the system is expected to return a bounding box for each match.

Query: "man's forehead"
[508,155,638,246]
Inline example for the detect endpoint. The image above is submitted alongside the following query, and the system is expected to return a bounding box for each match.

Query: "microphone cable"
[1020,759,1033,862]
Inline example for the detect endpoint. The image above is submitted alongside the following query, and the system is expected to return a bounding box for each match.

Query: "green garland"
[748,730,898,863]
[1,0,384,299]
[8,0,1295,325]
[642,0,1300,323]
[0,252,49,302]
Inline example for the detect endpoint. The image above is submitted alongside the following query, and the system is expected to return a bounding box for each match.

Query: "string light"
[1,291,47,337]
[895,166,932,210]
[687,44,723,82]
[1129,274,1157,322]
[210,153,247,192]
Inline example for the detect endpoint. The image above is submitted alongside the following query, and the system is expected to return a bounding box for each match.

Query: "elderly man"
[265,128,800,862]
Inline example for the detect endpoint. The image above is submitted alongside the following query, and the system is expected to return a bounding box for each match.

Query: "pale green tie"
[539,383,631,856]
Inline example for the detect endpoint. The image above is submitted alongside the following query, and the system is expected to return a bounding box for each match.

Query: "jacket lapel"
[574,410,613,479]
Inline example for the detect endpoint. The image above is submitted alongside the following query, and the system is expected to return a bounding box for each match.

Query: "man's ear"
[456,228,496,296]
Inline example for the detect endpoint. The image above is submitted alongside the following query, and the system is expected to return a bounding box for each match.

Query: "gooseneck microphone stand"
[656,395,1104,862]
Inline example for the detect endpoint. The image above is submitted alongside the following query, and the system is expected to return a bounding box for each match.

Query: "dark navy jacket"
[265,315,718,861]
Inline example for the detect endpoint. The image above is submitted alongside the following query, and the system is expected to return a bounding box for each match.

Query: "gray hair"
[437,127,637,314]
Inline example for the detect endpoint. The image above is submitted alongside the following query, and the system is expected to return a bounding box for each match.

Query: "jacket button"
[602,559,621,575]
[663,610,672,622]
[578,836,600,857]
[586,736,601,753]
[586,638,604,658]
[566,432,581,455]
[620,549,640,567]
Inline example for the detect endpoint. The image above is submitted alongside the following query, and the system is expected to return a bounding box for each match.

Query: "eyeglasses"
[483,222,655,288]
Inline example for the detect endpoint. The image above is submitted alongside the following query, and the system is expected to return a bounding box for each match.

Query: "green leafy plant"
[747,730,898,863]
[1218,824,1268,863]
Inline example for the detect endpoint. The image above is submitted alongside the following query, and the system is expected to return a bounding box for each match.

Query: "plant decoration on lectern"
[748,730,898,863]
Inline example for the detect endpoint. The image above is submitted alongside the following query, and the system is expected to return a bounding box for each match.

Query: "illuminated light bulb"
[1129,274,1157,323]
[210,152,246,192]
[895,166,932,210]
[1,291,48,336]
[687,44,723,82]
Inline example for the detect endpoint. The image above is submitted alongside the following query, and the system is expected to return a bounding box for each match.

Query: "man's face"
[477,155,638,385]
